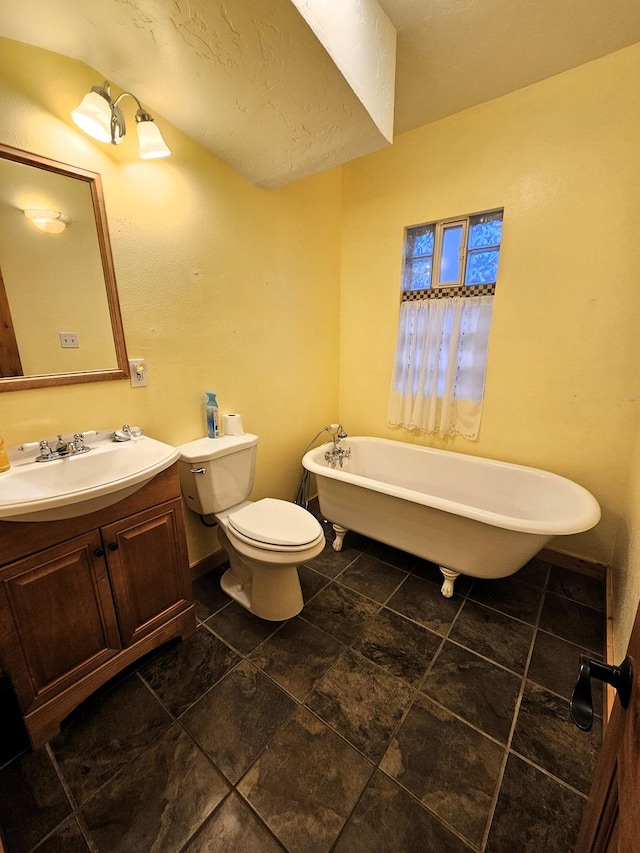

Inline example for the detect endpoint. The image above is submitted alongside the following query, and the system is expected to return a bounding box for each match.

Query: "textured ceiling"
[379,0,640,134]
[1,0,640,187]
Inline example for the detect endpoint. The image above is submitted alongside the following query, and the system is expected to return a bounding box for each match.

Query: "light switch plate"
[59,332,79,348]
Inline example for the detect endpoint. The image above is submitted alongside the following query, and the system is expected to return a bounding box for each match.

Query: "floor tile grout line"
[38,671,178,833]
[1,552,604,853]
[244,560,477,850]
[462,596,542,630]
[479,563,551,851]
[372,764,481,852]
[506,747,591,799]
[57,673,185,815]
[300,651,479,851]
[173,789,235,853]
[26,744,97,853]
[168,626,310,853]
[442,633,532,679]
[333,571,411,610]
[200,614,284,660]
[307,590,499,849]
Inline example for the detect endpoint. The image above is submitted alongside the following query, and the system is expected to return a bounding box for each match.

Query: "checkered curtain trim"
[402,283,496,301]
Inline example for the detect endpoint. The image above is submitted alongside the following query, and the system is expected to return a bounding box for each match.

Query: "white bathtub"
[302,436,601,597]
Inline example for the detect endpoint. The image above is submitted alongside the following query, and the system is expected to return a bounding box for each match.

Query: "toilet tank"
[177,434,259,515]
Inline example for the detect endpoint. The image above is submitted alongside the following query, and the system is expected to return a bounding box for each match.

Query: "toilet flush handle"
[191,467,206,474]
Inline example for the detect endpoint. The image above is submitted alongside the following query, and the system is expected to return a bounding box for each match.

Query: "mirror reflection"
[0,144,129,391]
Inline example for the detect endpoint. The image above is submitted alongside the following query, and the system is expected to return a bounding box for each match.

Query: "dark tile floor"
[0,516,605,852]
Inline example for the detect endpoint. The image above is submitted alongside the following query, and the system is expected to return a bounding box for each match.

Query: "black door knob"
[108,542,119,551]
[94,547,105,557]
[570,654,633,731]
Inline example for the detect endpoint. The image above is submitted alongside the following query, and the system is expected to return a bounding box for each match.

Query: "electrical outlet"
[128,358,148,388]
[59,332,79,348]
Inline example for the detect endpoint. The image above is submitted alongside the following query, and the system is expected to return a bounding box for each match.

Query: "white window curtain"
[388,295,493,440]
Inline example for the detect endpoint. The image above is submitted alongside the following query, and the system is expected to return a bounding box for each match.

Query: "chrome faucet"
[17,432,95,462]
[36,434,92,461]
[324,425,351,469]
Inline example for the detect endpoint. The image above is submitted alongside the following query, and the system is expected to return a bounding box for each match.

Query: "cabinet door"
[0,531,121,709]
[102,499,191,647]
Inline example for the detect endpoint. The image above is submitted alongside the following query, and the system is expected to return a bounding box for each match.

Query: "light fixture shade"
[24,209,71,234]
[71,90,113,143]
[136,115,171,159]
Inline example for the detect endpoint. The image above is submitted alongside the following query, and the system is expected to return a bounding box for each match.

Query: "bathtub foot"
[439,567,460,598]
[332,524,348,551]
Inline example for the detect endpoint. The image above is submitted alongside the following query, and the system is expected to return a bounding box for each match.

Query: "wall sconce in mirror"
[72,81,171,159]
[24,209,71,234]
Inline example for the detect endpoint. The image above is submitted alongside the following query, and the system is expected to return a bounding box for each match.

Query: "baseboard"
[538,547,607,581]
[190,548,228,581]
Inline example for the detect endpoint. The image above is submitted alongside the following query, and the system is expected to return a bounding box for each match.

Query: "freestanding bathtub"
[302,436,601,597]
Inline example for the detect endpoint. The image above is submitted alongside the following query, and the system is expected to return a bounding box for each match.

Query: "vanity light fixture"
[71,81,171,159]
[23,209,71,234]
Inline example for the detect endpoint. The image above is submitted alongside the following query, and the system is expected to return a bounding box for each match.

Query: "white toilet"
[177,434,326,621]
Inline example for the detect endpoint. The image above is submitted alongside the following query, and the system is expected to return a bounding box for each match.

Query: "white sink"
[0,431,179,522]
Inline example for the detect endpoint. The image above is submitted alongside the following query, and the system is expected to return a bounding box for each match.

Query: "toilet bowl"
[216,498,325,620]
[177,435,325,620]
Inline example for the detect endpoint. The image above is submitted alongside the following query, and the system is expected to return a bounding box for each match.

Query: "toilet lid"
[227,498,322,547]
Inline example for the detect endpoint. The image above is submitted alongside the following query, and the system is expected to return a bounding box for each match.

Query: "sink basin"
[0,431,180,522]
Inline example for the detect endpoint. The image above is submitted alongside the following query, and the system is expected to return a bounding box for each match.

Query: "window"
[389,209,503,439]
[403,210,503,294]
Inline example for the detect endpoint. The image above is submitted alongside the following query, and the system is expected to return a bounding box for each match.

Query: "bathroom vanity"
[0,464,195,749]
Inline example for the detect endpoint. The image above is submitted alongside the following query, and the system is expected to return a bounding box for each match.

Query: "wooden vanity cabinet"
[0,464,195,750]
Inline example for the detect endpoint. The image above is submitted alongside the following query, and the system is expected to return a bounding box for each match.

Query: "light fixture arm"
[111,92,154,134]
[112,90,144,112]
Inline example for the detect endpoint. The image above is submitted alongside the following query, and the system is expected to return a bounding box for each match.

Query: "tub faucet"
[325,426,351,469]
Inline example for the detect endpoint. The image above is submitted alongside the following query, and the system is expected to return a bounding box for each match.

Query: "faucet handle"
[36,440,54,461]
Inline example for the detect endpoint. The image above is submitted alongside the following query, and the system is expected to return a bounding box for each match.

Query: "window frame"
[402,208,503,298]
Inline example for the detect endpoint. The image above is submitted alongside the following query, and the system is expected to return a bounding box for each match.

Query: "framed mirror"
[0,143,129,391]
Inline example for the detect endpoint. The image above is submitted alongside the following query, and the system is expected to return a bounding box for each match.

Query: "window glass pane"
[439,224,462,284]
[465,249,500,284]
[406,225,434,258]
[404,258,432,291]
[468,213,503,249]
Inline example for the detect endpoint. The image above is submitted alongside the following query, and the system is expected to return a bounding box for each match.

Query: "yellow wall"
[340,43,640,574]
[0,39,341,563]
[611,422,640,661]
[2,37,640,655]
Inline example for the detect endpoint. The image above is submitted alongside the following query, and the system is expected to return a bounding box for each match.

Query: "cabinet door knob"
[94,547,105,557]
[108,542,119,552]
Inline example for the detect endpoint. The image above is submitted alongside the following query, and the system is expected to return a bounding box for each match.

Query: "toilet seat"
[227,498,324,551]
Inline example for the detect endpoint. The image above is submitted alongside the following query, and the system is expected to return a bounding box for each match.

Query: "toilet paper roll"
[223,413,244,436]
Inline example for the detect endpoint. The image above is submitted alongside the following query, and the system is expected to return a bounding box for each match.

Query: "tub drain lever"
[570,654,633,732]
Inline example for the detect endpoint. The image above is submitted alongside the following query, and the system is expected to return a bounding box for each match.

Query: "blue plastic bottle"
[206,392,220,438]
